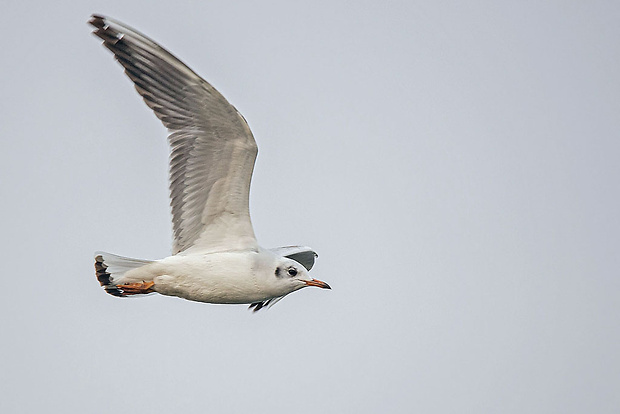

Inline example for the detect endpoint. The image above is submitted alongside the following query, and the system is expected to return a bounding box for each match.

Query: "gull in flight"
[89,14,330,311]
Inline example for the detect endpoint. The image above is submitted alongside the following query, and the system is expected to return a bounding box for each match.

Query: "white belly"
[141,250,281,304]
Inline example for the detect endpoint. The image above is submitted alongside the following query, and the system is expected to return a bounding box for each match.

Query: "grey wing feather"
[269,246,318,271]
[90,15,258,254]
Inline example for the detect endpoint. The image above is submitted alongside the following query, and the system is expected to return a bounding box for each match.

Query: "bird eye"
[287,268,298,277]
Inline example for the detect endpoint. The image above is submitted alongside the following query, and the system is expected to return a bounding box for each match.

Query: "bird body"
[124,250,304,304]
[89,14,330,311]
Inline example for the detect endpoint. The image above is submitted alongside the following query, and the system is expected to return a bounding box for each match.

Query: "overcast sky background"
[1,1,619,413]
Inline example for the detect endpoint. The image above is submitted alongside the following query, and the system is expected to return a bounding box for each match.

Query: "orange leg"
[116,281,155,295]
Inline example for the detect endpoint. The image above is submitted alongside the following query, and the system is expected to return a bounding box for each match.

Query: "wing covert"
[269,246,318,271]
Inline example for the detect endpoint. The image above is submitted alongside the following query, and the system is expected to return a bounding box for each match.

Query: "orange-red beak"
[303,278,331,289]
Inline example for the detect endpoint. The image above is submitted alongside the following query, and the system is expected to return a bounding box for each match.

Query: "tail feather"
[94,252,153,297]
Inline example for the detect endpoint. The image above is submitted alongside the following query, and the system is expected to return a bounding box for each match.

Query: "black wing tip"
[89,14,106,28]
[94,254,111,286]
[94,254,125,297]
[249,301,266,312]
[89,15,123,45]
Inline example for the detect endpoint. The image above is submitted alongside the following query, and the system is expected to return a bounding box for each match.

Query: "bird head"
[275,258,331,292]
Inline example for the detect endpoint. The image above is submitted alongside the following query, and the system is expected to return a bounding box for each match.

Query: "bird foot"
[117,281,155,295]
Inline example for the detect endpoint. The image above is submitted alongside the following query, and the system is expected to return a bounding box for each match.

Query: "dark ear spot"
[275,267,281,277]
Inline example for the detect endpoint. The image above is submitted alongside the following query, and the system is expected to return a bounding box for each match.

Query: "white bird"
[89,14,330,312]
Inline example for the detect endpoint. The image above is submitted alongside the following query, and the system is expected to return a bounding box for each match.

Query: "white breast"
[143,250,283,304]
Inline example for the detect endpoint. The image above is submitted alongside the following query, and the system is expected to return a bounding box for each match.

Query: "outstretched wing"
[90,15,258,254]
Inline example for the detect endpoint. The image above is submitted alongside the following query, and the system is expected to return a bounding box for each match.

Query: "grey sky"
[1,1,619,413]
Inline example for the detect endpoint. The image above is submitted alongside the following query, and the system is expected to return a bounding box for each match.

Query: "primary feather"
[90,15,258,254]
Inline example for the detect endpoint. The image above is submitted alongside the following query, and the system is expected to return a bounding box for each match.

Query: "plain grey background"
[1,1,619,413]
